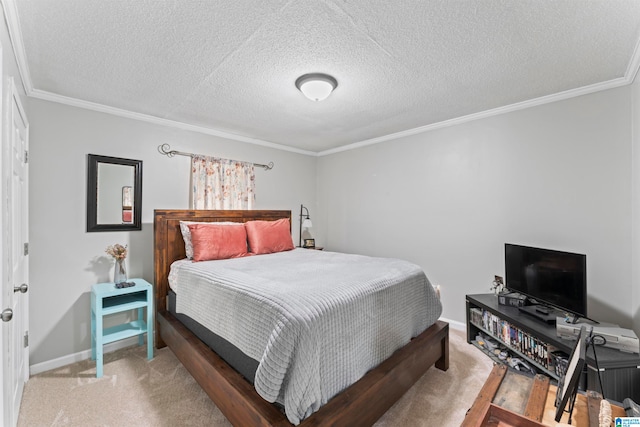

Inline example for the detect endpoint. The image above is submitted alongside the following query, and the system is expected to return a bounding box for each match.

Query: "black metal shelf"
[466,293,640,402]
[470,320,558,380]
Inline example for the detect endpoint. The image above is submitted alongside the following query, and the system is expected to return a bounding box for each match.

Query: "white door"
[1,79,29,427]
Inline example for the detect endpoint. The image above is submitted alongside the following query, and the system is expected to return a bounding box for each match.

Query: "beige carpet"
[18,329,493,426]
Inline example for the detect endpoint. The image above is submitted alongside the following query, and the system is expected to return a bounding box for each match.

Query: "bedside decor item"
[490,275,504,294]
[105,243,128,284]
[115,281,136,289]
[298,204,313,247]
[303,238,315,248]
[114,259,127,284]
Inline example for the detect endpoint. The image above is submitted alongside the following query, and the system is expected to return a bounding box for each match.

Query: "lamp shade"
[295,73,337,101]
[302,218,312,228]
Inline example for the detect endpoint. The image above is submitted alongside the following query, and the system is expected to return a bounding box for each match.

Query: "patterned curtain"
[191,155,255,209]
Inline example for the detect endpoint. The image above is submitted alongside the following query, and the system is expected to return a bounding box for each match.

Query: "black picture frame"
[87,154,143,232]
[555,325,588,423]
[303,238,315,248]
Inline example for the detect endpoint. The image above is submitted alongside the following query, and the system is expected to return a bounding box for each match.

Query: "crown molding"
[317,76,631,157]
[2,0,33,94]
[318,17,640,156]
[626,28,640,84]
[21,74,636,159]
[28,88,317,156]
[23,75,636,159]
[1,0,315,157]
[4,0,640,158]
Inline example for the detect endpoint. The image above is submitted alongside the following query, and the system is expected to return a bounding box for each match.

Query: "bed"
[154,209,449,426]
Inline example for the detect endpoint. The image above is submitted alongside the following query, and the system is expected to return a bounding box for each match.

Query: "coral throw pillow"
[245,218,294,255]
[180,221,240,259]
[187,223,249,261]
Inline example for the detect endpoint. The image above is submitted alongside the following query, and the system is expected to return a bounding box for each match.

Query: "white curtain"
[191,155,255,209]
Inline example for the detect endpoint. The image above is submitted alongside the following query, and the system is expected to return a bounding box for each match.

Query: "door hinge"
[23,331,28,348]
[24,243,29,256]
[24,150,28,164]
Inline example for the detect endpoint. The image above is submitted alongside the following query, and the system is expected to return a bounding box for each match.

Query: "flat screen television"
[505,243,587,318]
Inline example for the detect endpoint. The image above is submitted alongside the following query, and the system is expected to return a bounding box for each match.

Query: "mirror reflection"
[122,186,133,223]
[97,163,135,224]
[87,154,142,232]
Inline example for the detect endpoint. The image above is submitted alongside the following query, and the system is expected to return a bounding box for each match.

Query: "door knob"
[1,308,12,322]
[14,283,28,293]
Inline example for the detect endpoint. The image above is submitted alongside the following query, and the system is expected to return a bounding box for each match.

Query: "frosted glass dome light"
[295,73,338,101]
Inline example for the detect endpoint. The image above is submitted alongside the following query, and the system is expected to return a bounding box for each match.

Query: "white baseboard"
[29,337,141,376]
[440,316,466,332]
[30,319,466,376]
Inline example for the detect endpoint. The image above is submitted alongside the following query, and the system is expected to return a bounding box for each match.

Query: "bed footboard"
[158,308,448,427]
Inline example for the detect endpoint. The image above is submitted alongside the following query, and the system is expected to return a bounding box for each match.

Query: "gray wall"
[26,82,640,368]
[29,82,640,367]
[21,31,640,367]
[27,99,316,365]
[317,87,635,330]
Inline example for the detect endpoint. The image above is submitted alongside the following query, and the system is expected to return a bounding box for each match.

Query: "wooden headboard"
[153,209,292,345]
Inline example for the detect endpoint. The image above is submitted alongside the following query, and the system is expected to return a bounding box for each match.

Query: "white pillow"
[179,221,240,259]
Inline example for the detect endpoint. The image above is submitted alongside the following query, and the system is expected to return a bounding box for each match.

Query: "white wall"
[27,98,316,365]
[317,87,634,330]
[632,75,640,334]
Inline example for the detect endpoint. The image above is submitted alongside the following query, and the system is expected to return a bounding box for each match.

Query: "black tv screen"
[505,243,587,317]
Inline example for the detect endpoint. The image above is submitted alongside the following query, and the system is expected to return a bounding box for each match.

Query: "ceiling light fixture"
[295,73,338,101]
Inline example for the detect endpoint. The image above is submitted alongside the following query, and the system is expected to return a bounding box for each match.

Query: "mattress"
[169,248,442,424]
[167,290,259,383]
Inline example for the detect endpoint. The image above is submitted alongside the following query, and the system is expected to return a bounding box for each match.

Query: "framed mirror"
[87,154,142,232]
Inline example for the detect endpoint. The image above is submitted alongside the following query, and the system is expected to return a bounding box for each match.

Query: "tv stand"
[518,304,557,324]
[466,293,640,402]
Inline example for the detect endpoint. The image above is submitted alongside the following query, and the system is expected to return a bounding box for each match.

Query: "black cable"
[588,331,606,400]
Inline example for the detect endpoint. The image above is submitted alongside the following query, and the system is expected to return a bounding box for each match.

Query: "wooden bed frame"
[154,209,449,427]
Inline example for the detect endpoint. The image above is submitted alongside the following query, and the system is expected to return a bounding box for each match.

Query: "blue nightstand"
[91,278,153,377]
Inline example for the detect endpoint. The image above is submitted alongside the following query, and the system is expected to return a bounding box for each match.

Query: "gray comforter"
[170,248,442,424]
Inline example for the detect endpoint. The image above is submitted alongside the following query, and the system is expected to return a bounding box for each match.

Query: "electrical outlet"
[433,284,441,299]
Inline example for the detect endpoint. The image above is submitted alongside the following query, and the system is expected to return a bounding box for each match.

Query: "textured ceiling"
[6,0,640,154]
